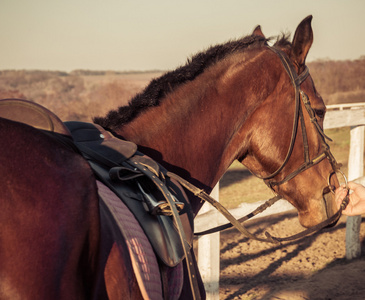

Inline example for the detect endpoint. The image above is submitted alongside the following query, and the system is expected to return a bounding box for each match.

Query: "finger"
[335,188,347,204]
[335,185,347,194]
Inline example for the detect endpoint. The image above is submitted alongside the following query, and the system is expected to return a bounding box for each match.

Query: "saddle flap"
[91,161,189,267]
[65,121,193,267]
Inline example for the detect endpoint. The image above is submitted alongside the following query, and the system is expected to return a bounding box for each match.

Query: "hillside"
[0,70,162,122]
[309,57,365,105]
[0,57,364,122]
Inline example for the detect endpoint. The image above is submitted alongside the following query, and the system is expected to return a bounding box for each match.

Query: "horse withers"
[0,15,340,299]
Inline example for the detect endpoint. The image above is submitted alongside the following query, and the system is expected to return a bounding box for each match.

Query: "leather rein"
[171,46,349,244]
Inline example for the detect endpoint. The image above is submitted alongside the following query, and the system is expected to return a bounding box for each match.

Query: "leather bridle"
[173,46,350,243]
[258,46,341,189]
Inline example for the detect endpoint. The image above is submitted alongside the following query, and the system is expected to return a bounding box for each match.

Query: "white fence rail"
[197,102,365,298]
[326,102,365,111]
[324,103,365,129]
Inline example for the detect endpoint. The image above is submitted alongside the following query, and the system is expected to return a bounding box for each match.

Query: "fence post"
[197,183,220,300]
[346,125,364,259]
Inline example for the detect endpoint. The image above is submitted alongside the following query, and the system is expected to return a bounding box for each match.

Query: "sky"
[1,0,364,72]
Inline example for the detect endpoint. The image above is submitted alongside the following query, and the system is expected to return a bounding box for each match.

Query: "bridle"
[168,46,349,244]
[258,46,341,189]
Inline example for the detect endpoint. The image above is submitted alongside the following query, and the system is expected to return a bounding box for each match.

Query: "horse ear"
[252,25,265,38]
[291,15,313,65]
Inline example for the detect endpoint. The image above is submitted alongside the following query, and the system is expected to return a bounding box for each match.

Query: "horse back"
[0,117,102,299]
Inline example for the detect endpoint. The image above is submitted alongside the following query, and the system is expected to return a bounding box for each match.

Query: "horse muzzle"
[322,170,348,228]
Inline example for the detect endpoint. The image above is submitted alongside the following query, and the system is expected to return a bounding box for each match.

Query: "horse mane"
[94,34,280,130]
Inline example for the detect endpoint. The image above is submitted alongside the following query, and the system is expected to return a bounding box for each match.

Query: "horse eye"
[314,109,325,118]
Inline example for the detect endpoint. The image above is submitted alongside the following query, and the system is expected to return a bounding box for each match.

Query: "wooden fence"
[197,102,365,299]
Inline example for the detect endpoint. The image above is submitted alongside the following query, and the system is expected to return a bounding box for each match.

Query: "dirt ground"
[218,210,365,300]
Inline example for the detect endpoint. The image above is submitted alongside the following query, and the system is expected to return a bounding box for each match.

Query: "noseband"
[258,46,342,190]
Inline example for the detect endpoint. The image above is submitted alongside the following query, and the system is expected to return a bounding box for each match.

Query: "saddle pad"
[96,180,183,300]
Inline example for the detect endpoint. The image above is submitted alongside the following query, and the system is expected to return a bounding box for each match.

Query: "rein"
[168,171,349,244]
[171,46,349,244]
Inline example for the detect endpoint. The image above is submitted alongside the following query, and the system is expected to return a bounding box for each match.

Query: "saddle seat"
[0,98,71,136]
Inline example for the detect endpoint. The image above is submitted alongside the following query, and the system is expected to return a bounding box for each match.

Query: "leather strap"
[194,195,281,236]
[128,161,201,300]
[253,46,341,189]
[76,146,201,299]
[167,171,349,244]
[273,47,339,182]
[167,172,280,244]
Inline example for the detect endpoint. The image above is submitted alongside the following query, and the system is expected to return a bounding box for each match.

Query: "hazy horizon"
[1,0,364,72]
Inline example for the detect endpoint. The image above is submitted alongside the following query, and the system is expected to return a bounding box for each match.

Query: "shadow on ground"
[220,169,253,189]
[218,212,365,300]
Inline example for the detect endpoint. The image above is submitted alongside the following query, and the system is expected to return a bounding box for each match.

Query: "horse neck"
[116,49,274,206]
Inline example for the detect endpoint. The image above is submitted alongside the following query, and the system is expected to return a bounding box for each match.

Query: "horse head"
[240,16,339,228]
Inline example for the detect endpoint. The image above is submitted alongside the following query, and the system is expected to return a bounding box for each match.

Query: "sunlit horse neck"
[95,25,338,226]
[96,36,271,190]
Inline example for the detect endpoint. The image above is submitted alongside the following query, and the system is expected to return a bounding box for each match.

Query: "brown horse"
[0,16,339,299]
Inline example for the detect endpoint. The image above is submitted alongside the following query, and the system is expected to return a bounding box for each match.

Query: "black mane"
[94,34,269,129]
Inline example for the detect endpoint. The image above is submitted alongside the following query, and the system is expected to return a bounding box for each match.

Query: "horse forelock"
[273,32,292,49]
[94,34,271,130]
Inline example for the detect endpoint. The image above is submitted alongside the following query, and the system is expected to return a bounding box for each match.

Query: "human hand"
[335,182,365,216]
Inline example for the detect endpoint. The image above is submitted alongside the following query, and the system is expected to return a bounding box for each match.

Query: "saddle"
[0,98,193,267]
[65,121,194,267]
[0,98,71,135]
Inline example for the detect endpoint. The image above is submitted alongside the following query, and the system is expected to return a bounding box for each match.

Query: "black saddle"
[65,121,194,267]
